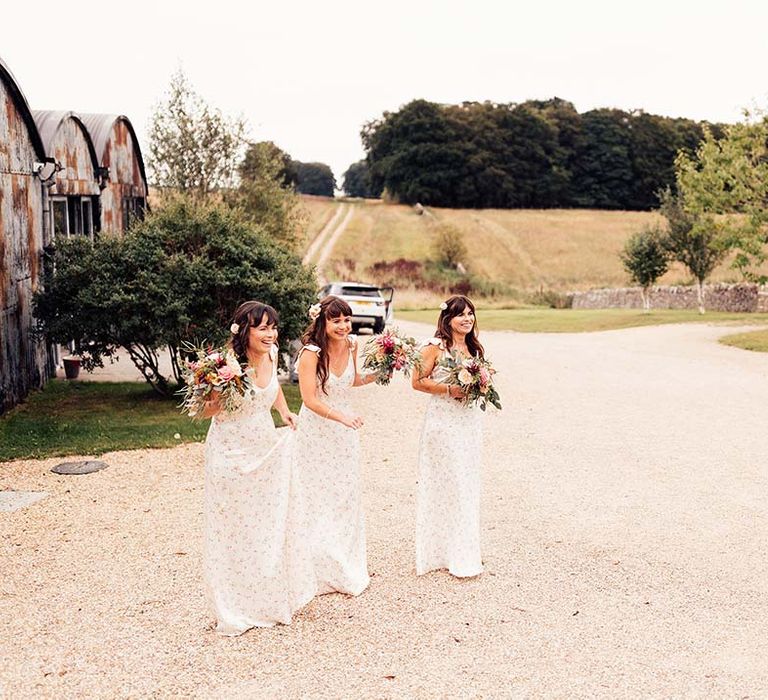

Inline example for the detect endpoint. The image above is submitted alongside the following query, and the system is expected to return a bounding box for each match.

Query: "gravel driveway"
[2,320,767,698]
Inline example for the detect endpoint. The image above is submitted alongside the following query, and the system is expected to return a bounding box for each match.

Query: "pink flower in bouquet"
[479,368,490,385]
[207,352,222,364]
[217,366,235,382]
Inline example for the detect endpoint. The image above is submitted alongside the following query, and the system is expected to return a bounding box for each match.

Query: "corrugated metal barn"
[80,114,147,234]
[33,110,103,238]
[0,58,52,413]
[1,55,149,413]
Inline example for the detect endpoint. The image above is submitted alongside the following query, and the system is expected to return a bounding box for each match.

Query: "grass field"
[299,195,340,249]
[0,381,302,462]
[718,329,768,353]
[300,199,767,299]
[396,308,768,333]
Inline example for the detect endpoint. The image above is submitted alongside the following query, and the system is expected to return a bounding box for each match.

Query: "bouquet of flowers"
[178,343,251,417]
[437,351,502,411]
[361,328,422,385]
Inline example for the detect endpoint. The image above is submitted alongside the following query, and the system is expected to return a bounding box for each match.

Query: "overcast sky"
[4,1,768,183]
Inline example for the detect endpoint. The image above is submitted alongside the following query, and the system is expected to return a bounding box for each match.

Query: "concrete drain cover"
[0,491,48,512]
[51,460,109,475]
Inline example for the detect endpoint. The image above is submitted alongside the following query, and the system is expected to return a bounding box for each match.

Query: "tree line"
[354,98,724,210]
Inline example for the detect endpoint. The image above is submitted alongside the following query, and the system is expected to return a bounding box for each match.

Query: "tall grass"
[300,200,768,305]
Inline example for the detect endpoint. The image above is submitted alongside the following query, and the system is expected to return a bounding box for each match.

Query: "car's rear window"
[340,286,380,298]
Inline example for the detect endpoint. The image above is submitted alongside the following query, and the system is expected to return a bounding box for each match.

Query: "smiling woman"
[293,294,383,597]
[202,300,314,636]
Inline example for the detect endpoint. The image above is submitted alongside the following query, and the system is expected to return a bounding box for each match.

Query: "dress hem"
[416,564,483,579]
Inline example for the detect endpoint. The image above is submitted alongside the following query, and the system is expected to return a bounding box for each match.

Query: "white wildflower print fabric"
[204,346,316,635]
[295,342,370,596]
[416,338,484,577]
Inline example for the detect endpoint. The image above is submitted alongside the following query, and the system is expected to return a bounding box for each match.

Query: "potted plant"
[62,356,81,380]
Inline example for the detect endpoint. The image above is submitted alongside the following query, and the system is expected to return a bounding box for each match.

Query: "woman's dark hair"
[435,294,484,358]
[300,295,353,394]
[230,300,279,367]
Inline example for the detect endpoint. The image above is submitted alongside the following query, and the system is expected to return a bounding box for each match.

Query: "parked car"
[287,282,394,382]
[318,281,394,334]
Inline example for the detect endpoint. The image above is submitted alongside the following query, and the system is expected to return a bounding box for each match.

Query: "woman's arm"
[272,385,298,429]
[298,349,363,429]
[411,344,464,399]
[350,338,379,387]
[200,392,222,419]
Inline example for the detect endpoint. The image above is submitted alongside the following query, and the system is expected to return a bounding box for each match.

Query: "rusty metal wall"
[46,117,101,198]
[100,119,146,233]
[0,81,49,413]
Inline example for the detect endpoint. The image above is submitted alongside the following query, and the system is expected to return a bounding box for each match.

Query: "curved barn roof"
[79,113,148,187]
[0,55,46,160]
[32,110,100,171]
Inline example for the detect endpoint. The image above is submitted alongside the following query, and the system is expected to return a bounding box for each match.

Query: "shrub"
[34,197,316,394]
[431,223,468,269]
[527,287,573,308]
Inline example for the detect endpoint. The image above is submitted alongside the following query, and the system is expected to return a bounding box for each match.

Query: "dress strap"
[421,337,445,351]
[302,344,321,354]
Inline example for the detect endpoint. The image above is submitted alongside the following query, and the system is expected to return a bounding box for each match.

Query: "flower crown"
[308,303,322,320]
[230,323,240,334]
[439,301,448,311]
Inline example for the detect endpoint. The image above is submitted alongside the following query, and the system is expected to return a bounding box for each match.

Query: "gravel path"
[2,321,767,698]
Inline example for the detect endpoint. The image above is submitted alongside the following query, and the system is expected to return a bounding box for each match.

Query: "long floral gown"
[204,346,316,635]
[416,338,484,577]
[295,340,370,596]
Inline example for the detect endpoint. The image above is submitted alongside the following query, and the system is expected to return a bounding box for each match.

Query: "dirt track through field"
[2,321,767,698]
[302,203,355,281]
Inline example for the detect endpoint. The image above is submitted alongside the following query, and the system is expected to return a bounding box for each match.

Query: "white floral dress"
[416,338,484,577]
[204,345,316,635]
[295,339,370,596]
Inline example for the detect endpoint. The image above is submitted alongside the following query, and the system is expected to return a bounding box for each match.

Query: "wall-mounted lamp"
[33,157,63,186]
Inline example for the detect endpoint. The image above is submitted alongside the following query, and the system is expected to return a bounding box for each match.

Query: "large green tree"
[675,115,768,279]
[293,162,336,196]
[225,141,306,249]
[342,160,381,198]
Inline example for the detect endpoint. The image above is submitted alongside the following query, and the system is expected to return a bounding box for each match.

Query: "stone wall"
[569,283,768,313]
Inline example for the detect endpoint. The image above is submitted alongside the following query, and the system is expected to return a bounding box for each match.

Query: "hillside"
[300,198,759,303]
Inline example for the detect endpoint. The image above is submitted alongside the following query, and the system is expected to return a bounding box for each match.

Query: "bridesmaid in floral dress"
[294,296,379,596]
[411,295,485,578]
[203,301,316,635]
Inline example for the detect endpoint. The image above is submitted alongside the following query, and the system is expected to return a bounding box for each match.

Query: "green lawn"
[0,381,302,462]
[719,329,768,353]
[396,308,768,333]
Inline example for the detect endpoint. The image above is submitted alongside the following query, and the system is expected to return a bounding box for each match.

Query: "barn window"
[122,196,146,231]
[52,196,95,239]
[81,198,93,237]
[67,198,82,235]
[52,198,69,237]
